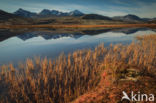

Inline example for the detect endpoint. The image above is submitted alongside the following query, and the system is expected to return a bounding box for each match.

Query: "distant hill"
[147,18,156,23]
[82,14,112,20]
[112,14,144,22]
[0,10,17,20]
[14,8,37,18]
[0,9,34,25]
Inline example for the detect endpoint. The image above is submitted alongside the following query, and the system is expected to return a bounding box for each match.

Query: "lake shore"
[0,24,156,29]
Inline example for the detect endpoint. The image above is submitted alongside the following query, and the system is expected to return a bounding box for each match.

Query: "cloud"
[99,0,156,17]
[134,2,156,17]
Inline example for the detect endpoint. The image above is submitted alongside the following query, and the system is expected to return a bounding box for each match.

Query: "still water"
[0,27,156,65]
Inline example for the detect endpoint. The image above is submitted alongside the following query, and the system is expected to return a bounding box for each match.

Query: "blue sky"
[0,0,156,18]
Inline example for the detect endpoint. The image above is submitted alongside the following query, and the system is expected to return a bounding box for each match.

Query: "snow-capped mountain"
[14,9,84,17]
[39,9,84,16]
[14,8,37,18]
[69,10,84,16]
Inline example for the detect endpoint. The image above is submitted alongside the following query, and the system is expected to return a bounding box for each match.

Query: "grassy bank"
[0,24,156,29]
[0,34,156,103]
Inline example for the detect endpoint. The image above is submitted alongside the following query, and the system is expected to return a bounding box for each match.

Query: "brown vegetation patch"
[0,24,156,29]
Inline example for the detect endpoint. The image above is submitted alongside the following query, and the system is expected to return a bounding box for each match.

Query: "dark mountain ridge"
[0,9,156,25]
[82,14,112,20]
[0,10,18,20]
[14,8,37,18]
[0,9,34,25]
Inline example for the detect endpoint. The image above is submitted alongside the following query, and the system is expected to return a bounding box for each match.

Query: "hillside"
[0,10,34,25]
[113,14,144,22]
[82,14,112,20]
[0,10,17,20]
[14,8,37,18]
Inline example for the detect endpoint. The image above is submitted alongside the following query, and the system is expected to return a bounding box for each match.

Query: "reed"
[0,34,156,103]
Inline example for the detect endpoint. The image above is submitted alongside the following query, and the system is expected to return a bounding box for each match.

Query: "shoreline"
[0,24,156,29]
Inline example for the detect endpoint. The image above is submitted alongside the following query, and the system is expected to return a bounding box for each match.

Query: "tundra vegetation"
[0,34,156,103]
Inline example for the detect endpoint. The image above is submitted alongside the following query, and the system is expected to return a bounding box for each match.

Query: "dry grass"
[73,34,156,103]
[0,34,156,103]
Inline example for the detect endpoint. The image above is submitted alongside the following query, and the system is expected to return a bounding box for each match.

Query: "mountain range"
[0,8,156,25]
[14,8,84,17]
[12,8,156,22]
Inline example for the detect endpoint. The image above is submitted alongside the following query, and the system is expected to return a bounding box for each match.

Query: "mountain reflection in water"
[0,27,156,65]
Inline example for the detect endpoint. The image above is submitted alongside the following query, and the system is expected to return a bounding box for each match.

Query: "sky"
[0,0,156,18]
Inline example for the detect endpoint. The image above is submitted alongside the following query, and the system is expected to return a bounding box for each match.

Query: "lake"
[0,27,156,65]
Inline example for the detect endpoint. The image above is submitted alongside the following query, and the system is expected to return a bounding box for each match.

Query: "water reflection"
[0,27,156,65]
